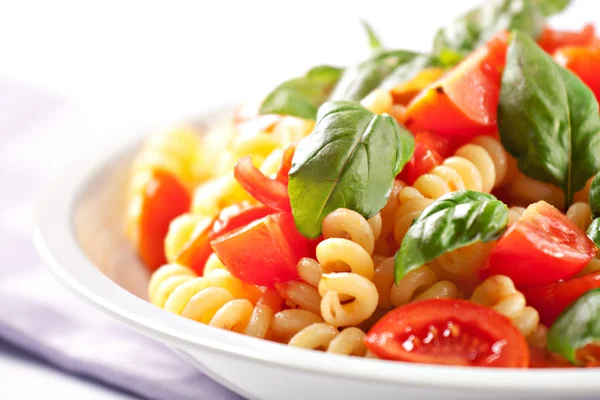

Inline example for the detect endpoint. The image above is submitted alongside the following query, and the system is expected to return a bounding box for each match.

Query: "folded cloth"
[0,79,243,400]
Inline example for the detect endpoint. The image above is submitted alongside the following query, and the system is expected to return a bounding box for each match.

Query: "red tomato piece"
[136,169,191,271]
[276,141,297,184]
[404,31,509,140]
[236,114,282,137]
[364,299,529,368]
[177,205,274,275]
[482,201,596,287]
[538,24,597,54]
[210,212,309,287]
[234,156,291,212]
[555,45,600,101]
[398,132,458,185]
[521,271,600,326]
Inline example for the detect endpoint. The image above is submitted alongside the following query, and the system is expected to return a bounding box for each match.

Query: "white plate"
[33,106,600,400]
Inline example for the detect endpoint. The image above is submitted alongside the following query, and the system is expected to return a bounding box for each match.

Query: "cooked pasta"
[288,323,368,356]
[566,202,593,231]
[471,275,540,338]
[360,88,394,115]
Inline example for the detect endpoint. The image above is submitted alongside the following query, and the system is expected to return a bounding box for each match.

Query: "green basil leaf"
[547,289,600,364]
[361,20,382,51]
[433,0,544,56]
[288,100,414,238]
[498,31,600,208]
[394,190,509,283]
[259,65,343,119]
[586,219,600,248]
[533,0,571,16]
[589,173,600,218]
[330,50,419,101]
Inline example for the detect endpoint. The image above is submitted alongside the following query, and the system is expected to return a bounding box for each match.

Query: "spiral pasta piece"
[288,323,368,356]
[271,309,324,342]
[566,201,592,231]
[506,171,565,210]
[390,265,459,307]
[471,275,540,338]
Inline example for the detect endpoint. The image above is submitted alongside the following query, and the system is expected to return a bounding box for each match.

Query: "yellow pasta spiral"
[471,275,540,338]
[288,323,368,356]
[566,201,592,231]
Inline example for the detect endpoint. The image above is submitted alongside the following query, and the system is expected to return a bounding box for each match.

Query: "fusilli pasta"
[288,323,368,356]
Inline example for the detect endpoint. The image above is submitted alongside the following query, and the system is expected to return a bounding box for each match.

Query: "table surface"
[0,1,593,398]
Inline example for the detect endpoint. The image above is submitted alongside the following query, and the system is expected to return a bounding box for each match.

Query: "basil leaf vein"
[259,65,343,119]
[498,31,600,208]
[394,190,509,283]
[288,100,414,238]
[547,288,600,364]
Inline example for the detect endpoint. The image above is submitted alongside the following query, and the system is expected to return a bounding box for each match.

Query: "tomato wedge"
[276,141,297,184]
[211,212,309,287]
[364,299,529,368]
[482,201,596,287]
[133,169,191,271]
[538,24,597,54]
[176,205,273,275]
[404,31,508,139]
[234,156,291,211]
[398,132,457,185]
[521,271,600,326]
[555,45,600,101]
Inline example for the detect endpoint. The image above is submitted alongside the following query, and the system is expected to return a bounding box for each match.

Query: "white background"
[0,0,596,398]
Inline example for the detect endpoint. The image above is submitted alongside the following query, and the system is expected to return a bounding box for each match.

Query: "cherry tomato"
[134,169,191,271]
[176,205,273,275]
[210,212,309,287]
[276,141,297,184]
[398,132,458,185]
[555,45,600,101]
[528,347,574,368]
[390,67,446,105]
[234,156,291,212]
[364,299,529,368]
[404,31,508,140]
[538,24,597,54]
[482,201,596,287]
[521,271,600,326]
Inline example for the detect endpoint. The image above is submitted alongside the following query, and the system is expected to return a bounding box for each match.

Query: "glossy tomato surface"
[234,156,291,211]
[522,271,600,326]
[398,131,458,185]
[538,24,597,54]
[482,201,596,287]
[210,212,308,287]
[555,45,600,101]
[364,299,529,368]
[404,32,508,139]
[136,169,191,271]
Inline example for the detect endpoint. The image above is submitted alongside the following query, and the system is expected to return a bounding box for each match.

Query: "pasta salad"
[126,0,600,368]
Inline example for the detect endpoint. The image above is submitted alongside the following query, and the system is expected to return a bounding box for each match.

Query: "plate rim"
[32,105,600,394]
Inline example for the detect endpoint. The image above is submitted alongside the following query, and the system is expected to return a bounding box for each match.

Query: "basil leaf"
[380,55,437,90]
[498,31,600,208]
[586,219,600,248]
[589,174,600,218]
[288,101,414,238]
[361,20,382,51]
[259,65,343,119]
[433,0,544,56]
[547,289,600,364]
[330,50,419,101]
[533,0,571,16]
[394,190,509,283]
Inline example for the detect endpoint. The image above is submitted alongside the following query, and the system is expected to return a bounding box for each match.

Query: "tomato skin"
[404,31,508,139]
[234,156,291,212]
[276,141,297,184]
[176,205,273,275]
[398,132,457,185]
[538,24,597,54]
[210,212,308,287]
[522,271,600,326]
[136,170,191,271]
[482,201,596,287]
[364,299,529,368]
[554,46,600,101]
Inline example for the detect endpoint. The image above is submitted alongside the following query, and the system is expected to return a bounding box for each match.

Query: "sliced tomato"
[176,204,273,275]
[390,67,446,105]
[276,141,297,184]
[364,299,529,368]
[521,271,600,326]
[555,45,600,101]
[538,24,597,54]
[528,347,574,368]
[404,31,508,139]
[482,201,596,287]
[135,169,191,271]
[398,132,458,185]
[210,212,309,287]
[234,156,291,211]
